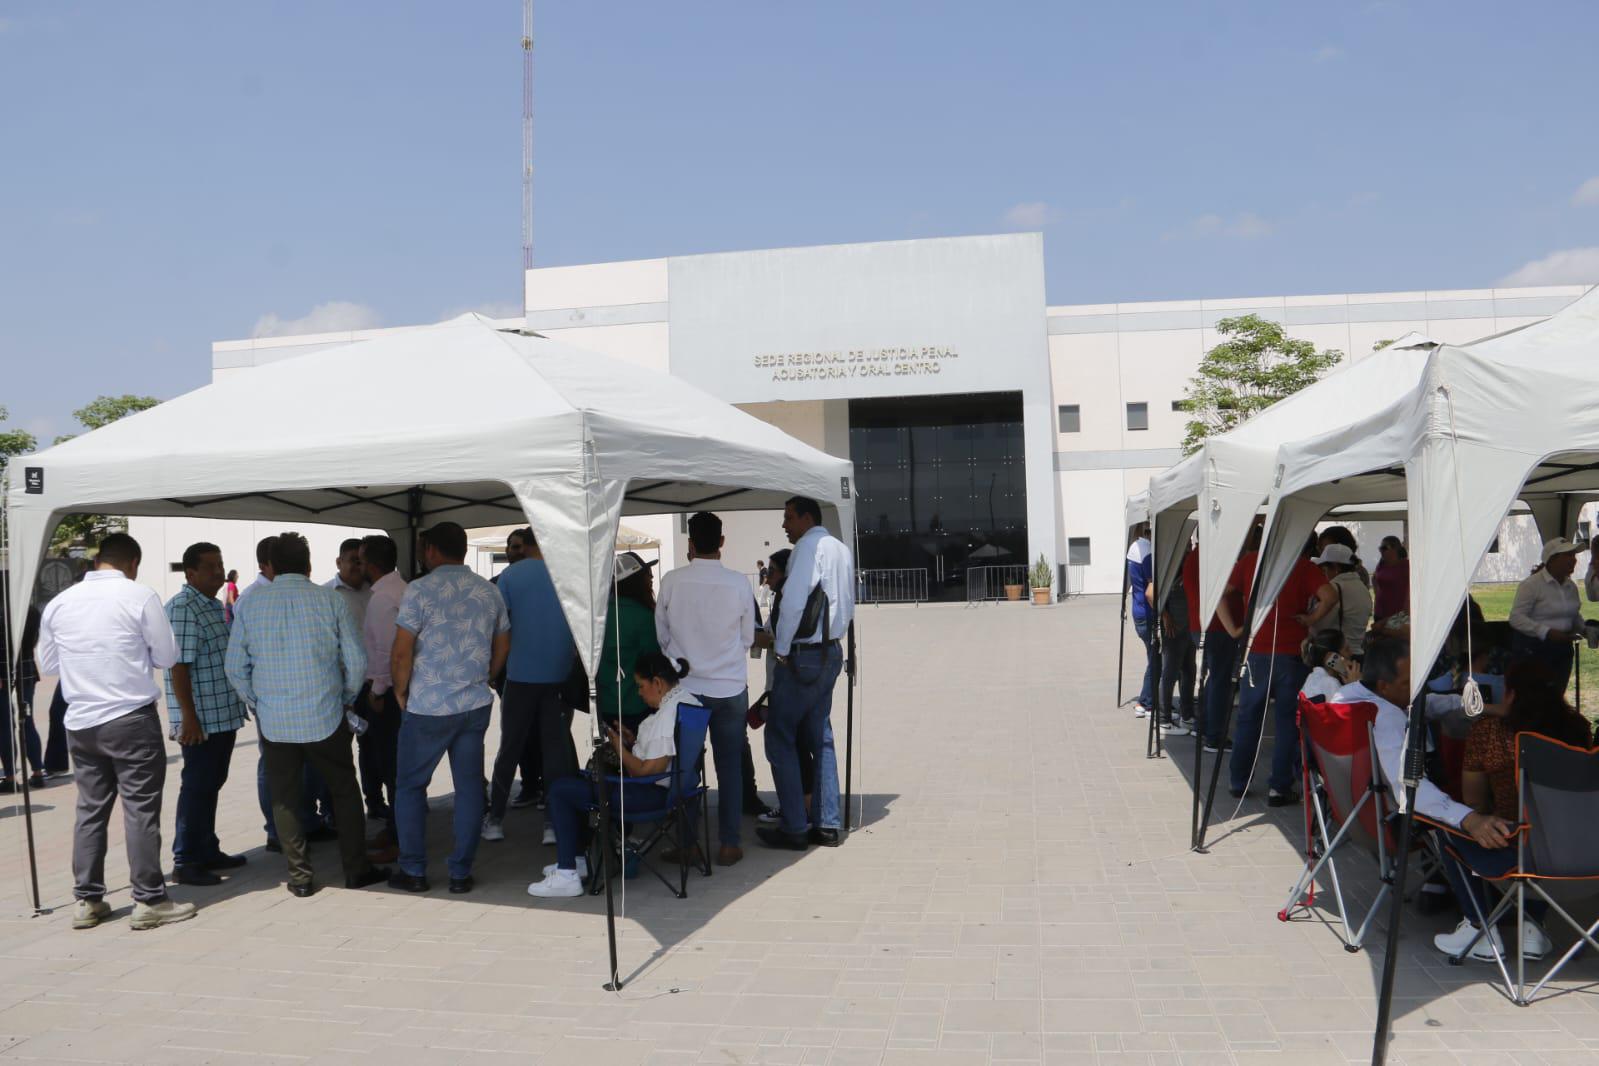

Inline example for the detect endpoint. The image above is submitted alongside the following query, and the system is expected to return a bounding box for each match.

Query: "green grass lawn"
[1470,581,1599,714]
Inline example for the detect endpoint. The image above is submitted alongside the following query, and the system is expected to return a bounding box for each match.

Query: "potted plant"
[1028,554,1053,605]
[1004,580,1024,601]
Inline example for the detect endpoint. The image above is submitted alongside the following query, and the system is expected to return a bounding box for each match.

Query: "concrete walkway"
[1,597,1596,1064]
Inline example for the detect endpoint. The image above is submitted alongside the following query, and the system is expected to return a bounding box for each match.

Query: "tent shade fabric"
[1249,285,1599,701]
[4,313,854,676]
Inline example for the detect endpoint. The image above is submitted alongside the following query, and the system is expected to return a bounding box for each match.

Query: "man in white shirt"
[237,535,277,601]
[758,496,855,851]
[655,511,756,866]
[1334,640,1544,962]
[1509,538,1583,685]
[325,538,372,635]
[35,534,196,932]
[358,534,407,854]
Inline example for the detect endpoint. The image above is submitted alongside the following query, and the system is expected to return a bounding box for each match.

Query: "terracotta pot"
[1004,584,1023,601]
[1031,587,1051,605]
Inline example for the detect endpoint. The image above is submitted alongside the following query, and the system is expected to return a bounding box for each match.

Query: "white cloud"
[1002,201,1060,228]
[1499,247,1599,287]
[437,300,523,322]
[1313,45,1344,63]
[252,300,382,338]
[1572,177,1599,206]
[1164,212,1274,241]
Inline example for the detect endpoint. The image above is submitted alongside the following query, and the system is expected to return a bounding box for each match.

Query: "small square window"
[1126,402,1149,431]
[1057,404,1081,433]
[1171,400,1185,412]
[1067,537,1092,566]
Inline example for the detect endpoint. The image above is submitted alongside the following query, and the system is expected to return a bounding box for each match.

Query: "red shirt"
[1227,552,1327,656]
[1180,548,1201,633]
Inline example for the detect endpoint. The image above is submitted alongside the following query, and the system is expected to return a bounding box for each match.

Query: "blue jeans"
[173,729,237,866]
[1436,831,1548,926]
[257,751,321,842]
[1229,652,1309,794]
[765,642,845,836]
[2,678,43,780]
[395,705,490,881]
[1200,630,1240,744]
[546,775,668,871]
[691,689,749,848]
[1133,616,1156,710]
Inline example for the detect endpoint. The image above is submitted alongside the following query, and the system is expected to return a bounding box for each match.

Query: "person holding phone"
[1300,630,1357,702]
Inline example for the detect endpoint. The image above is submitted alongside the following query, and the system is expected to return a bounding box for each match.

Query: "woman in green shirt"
[597,552,661,728]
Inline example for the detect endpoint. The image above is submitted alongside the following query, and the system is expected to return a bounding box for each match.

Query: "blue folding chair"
[588,701,712,898]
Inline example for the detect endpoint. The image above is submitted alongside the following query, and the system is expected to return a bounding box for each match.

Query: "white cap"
[1311,544,1355,567]
[1541,537,1581,564]
[613,550,658,582]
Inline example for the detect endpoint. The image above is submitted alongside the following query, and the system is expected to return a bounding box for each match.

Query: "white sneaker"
[1133,703,1149,718]
[1433,917,1502,962]
[72,899,111,930]
[541,825,556,846]
[481,815,505,842]
[757,809,781,824]
[1160,719,1190,736]
[527,869,583,899]
[130,898,198,931]
[1520,919,1551,960]
[543,857,589,879]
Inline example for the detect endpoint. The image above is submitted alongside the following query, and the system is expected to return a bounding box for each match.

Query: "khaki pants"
[261,724,371,888]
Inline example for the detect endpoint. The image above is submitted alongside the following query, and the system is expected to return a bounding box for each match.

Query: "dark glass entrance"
[849,392,1027,601]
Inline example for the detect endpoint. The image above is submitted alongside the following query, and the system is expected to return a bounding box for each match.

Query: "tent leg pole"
[406,486,425,579]
[13,691,41,914]
[844,620,856,831]
[1116,562,1130,707]
[1190,643,1211,851]
[1146,623,1164,759]
[595,747,623,991]
[1194,668,1239,853]
[1370,697,1428,1066]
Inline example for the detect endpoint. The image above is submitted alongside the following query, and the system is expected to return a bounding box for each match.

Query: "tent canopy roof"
[6,313,854,670]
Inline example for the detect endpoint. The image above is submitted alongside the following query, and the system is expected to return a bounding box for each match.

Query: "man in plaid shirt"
[165,542,250,887]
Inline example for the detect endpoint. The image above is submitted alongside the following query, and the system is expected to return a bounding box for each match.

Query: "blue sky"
[3,1,1597,445]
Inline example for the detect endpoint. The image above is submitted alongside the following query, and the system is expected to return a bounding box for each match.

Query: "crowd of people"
[5,494,854,928]
[1127,520,1599,964]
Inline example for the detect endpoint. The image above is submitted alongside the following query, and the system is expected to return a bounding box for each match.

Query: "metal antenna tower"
[521,0,535,296]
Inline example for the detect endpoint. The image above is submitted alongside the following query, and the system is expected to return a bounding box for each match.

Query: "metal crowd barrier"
[965,564,1030,603]
[856,568,929,604]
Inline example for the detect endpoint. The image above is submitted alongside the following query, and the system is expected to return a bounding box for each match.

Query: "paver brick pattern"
[0,598,1596,1064]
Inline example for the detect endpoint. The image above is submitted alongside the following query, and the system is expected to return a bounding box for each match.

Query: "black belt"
[792,640,841,653]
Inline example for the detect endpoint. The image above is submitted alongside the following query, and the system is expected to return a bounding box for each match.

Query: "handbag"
[746,691,770,729]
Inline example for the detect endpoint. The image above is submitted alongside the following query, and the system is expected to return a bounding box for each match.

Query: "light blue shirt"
[497,557,576,684]
[224,574,365,744]
[773,525,856,656]
[396,565,510,716]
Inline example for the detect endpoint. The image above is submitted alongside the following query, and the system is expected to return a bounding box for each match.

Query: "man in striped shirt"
[225,533,388,897]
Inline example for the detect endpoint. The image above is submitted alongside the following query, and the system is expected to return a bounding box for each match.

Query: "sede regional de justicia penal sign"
[756,345,959,384]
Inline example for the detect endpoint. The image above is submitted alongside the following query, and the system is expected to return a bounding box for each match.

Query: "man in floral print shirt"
[388,522,511,895]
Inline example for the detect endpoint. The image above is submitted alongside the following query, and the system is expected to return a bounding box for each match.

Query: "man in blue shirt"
[484,528,577,848]
[165,541,249,887]
[1126,524,1156,718]
[757,496,855,852]
[226,533,388,898]
[389,522,511,894]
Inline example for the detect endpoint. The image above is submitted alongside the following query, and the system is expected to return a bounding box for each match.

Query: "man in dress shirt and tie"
[1510,538,1585,685]
[225,532,387,897]
[165,541,250,888]
[36,533,195,930]
[757,496,855,852]
[655,511,757,867]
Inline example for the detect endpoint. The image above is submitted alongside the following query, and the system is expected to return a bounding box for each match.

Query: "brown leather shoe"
[716,846,743,867]
[367,829,396,850]
[367,844,400,863]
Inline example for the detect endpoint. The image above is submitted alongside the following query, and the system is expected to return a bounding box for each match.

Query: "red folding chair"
[1278,694,1397,952]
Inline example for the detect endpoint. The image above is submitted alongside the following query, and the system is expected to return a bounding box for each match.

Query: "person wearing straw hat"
[1509,537,1584,686]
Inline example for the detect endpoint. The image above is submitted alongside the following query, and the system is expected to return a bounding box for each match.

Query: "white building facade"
[130,234,1590,602]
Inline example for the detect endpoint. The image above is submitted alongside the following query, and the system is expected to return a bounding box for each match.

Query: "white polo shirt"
[655,559,756,699]
[37,570,180,731]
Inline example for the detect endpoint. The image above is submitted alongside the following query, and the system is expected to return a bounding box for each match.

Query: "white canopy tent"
[4,313,855,676]
[1144,333,1440,634]
[1248,286,1599,702]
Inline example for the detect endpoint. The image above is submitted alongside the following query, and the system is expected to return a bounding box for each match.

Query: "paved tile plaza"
[1,596,1597,1064]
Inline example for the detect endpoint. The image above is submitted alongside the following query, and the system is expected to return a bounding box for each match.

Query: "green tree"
[0,405,37,473]
[1177,315,1342,455]
[51,394,161,548]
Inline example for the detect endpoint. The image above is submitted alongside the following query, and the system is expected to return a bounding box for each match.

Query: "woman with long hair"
[1463,662,1592,823]
[595,552,661,728]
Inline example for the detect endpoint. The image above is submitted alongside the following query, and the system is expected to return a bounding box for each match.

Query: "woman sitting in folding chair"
[527,652,690,899]
[1439,662,1595,959]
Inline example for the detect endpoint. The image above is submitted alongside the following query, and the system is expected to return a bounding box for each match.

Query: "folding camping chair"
[588,701,713,899]
[1434,732,1599,1005]
[1279,694,1399,952]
